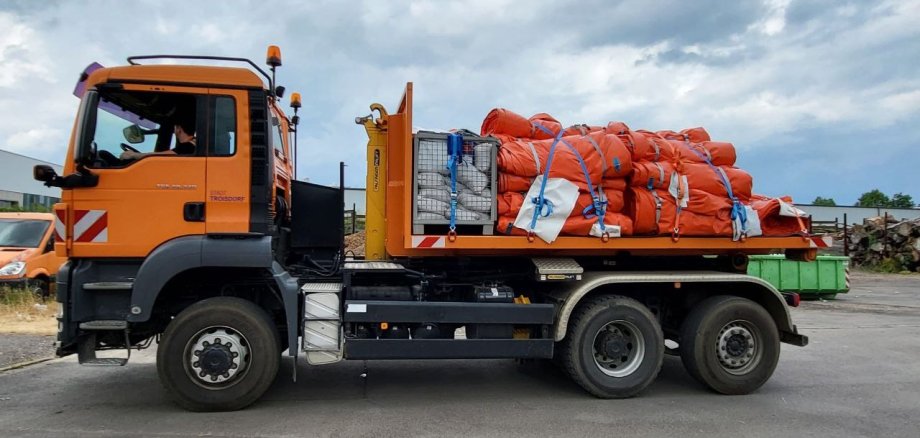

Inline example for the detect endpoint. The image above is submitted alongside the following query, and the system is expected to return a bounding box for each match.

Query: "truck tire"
[679,295,780,395]
[157,297,280,411]
[560,295,664,398]
[29,277,50,299]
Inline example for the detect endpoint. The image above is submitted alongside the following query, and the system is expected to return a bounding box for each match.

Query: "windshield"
[0,220,50,248]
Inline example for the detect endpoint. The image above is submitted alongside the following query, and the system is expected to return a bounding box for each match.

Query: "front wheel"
[679,296,780,395]
[560,295,664,398]
[157,297,280,411]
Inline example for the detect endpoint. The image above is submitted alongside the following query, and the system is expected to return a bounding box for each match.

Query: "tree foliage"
[812,196,836,206]
[855,189,891,208]
[890,193,915,208]
[0,205,51,213]
[854,189,916,208]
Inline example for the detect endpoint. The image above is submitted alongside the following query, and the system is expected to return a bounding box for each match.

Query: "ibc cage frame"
[411,131,499,235]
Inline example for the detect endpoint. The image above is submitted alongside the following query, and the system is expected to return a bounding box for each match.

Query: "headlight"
[0,262,26,277]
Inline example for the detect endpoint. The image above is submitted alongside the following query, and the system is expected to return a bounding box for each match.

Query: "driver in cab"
[120,116,196,160]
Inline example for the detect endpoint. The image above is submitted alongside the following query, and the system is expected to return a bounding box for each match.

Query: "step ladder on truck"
[35,45,821,412]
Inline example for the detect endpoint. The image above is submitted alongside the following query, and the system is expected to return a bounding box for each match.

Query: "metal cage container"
[412,131,498,235]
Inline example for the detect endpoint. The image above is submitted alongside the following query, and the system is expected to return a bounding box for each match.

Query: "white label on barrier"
[346,304,367,313]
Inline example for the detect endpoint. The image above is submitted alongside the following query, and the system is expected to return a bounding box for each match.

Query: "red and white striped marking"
[808,235,833,248]
[412,236,446,248]
[54,210,66,242]
[73,210,108,243]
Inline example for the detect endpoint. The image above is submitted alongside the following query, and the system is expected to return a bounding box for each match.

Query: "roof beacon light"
[290,92,302,109]
[266,45,282,67]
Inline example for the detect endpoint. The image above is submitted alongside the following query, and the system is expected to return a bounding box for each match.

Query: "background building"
[343,187,366,215]
[0,149,62,210]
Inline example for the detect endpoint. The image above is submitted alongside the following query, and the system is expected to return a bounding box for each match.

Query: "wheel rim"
[592,320,646,378]
[184,326,251,390]
[715,320,762,375]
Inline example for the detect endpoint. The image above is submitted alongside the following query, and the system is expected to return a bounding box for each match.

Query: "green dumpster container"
[747,255,850,299]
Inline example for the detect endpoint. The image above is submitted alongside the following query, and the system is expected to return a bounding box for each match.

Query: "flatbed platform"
[361,83,828,259]
[404,234,830,257]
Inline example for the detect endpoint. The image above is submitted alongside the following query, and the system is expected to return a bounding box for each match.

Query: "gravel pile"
[345,231,366,256]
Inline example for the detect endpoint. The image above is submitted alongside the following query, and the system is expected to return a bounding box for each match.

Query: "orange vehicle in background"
[0,212,68,296]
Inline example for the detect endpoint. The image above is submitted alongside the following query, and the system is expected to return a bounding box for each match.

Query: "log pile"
[848,216,920,271]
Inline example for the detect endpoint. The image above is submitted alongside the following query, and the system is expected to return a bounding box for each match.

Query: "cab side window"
[80,90,239,167]
[82,90,202,168]
[271,115,285,158]
[209,96,236,156]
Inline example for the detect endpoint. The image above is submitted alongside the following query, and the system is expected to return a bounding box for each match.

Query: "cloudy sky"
[1,0,917,205]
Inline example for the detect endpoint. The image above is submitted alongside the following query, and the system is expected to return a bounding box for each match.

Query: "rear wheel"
[560,295,664,398]
[157,297,280,411]
[679,296,780,395]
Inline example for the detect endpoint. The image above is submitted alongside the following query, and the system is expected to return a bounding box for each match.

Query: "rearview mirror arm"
[42,166,99,189]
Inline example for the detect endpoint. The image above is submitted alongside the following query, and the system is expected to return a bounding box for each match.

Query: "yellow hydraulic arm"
[355,104,389,260]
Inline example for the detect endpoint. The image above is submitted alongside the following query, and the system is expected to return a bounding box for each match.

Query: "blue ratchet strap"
[528,126,563,232]
[531,124,607,234]
[446,133,463,233]
[684,142,748,236]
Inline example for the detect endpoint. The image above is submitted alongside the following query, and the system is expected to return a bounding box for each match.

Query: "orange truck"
[35,46,822,412]
[0,212,68,296]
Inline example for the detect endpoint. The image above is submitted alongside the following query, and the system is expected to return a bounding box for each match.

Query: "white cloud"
[0,12,53,87]
[5,126,66,156]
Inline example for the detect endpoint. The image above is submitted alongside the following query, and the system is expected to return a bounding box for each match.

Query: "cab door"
[70,85,208,258]
[204,89,254,234]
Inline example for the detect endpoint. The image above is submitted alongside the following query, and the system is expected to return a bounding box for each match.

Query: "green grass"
[344,216,366,234]
[0,286,58,335]
[869,257,904,274]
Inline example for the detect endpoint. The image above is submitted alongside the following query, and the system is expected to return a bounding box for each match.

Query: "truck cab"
[0,212,67,296]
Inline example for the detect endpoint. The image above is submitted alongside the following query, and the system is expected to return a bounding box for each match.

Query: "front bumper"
[0,277,29,288]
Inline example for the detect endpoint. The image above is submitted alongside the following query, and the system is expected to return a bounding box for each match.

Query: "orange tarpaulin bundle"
[563,124,605,137]
[529,113,563,138]
[497,189,626,217]
[669,140,737,167]
[657,127,711,143]
[631,161,676,189]
[497,173,534,193]
[630,161,751,202]
[481,108,534,139]
[481,108,566,140]
[627,189,734,236]
[635,131,678,162]
[605,123,660,163]
[497,213,634,237]
[750,195,810,236]
[496,131,633,191]
[675,162,752,202]
[602,177,628,192]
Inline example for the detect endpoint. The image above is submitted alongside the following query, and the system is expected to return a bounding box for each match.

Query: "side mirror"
[33,165,58,183]
[123,124,145,144]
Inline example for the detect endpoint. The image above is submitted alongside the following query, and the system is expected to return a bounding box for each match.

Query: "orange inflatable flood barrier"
[477,107,807,240]
[496,131,633,191]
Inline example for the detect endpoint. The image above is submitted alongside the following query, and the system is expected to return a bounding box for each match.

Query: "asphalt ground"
[0,272,918,437]
[0,335,54,370]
